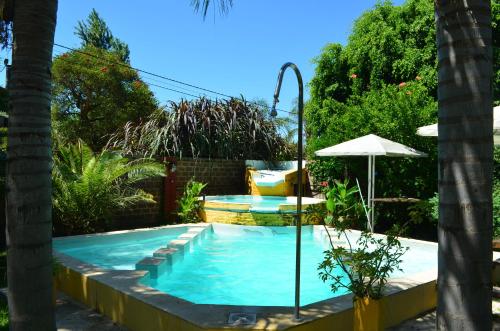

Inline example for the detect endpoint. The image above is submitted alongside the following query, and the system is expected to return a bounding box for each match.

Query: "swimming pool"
[53,224,443,330]
[54,223,437,307]
[201,195,325,225]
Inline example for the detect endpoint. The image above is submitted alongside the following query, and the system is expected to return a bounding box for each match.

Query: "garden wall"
[175,158,246,196]
[111,176,164,230]
[111,158,247,229]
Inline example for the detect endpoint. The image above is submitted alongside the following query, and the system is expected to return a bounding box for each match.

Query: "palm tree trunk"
[6,0,57,329]
[435,1,493,330]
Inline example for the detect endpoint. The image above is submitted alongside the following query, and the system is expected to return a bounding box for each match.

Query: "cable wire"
[53,43,294,116]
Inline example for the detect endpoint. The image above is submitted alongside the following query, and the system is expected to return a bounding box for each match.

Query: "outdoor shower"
[270,62,304,320]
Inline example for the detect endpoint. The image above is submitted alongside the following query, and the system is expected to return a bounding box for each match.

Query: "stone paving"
[55,293,126,331]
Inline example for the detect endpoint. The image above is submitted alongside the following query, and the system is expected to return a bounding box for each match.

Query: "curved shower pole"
[271,62,304,321]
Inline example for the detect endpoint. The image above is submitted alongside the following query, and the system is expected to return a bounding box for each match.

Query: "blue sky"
[7,0,405,114]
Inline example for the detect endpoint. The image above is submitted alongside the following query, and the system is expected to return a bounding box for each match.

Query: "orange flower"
[100,67,108,73]
[398,82,406,88]
[350,73,357,79]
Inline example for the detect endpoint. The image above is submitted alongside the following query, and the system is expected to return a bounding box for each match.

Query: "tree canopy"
[305,0,500,203]
[51,46,158,151]
[75,9,130,62]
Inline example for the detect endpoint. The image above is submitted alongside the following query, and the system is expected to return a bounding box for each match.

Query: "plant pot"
[353,296,383,331]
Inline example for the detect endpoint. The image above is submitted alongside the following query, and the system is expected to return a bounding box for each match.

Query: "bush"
[324,179,365,227]
[108,97,294,160]
[177,179,206,223]
[319,221,408,299]
[52,140,165,235]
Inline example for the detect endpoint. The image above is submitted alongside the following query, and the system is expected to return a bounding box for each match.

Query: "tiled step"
[135,224,212,279]
[168,239,191,253]
[153,247,182,265]
[135,257,168,278]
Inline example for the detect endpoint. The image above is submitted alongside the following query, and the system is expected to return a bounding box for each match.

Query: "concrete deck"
[56,292,127,331]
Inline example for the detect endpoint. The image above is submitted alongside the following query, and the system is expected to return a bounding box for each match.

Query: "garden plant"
[52,140,165,235]
[177,179,207,223]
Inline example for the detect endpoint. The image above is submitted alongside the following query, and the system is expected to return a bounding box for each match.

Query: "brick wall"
[176,158,246,196]
[111,176,164,230]
[110,158,247,229]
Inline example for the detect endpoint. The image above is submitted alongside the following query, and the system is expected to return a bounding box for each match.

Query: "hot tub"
[200,195,325,226]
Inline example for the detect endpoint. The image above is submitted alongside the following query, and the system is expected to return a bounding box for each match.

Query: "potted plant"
[318,182,408,331]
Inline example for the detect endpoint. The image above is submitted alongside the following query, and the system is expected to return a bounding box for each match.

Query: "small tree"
[52,46,158,150]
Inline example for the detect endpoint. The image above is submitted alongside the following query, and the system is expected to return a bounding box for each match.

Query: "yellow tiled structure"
[246,168,307,196]
[54,262,437,331]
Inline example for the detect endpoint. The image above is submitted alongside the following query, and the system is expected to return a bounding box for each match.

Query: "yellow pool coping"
[51,224,486,331]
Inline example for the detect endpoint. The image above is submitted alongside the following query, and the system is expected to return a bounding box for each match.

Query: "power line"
[145,81,204,100]
[51,54,298,125]
[53,43,294,116]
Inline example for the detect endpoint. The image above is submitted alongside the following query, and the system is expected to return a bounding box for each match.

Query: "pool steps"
[135,224,211,279]
[135,257,169,278]
[153,247,182,264]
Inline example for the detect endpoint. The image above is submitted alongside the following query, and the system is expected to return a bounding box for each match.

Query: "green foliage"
[493,0,500,105]
[109,97,294,160]
[191,0,233,18]
[307,82,438,199]
[52,140,165,235]
[0,127,6,153]
[319,224,408,299]
[306,0,500,213]
[427,192,439,223]
[494,183,500,237]
[308,0,438,106]
[0,302,8,330]
[324,179,364,227]
[75,9,130,62]
[306,158,346,186]
[177,179,207,223]
[52,46,158,151]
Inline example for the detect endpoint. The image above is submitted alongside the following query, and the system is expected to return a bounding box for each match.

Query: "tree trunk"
[435,1,493,330]
[6,1,58,330]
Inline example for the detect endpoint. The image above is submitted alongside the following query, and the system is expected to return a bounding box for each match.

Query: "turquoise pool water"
[144,226,345,306]
[205,195,323,212]
[53,227,186,270]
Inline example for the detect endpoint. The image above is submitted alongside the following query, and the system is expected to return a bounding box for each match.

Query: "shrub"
[319,218,408,299]
[177,179,207,223]
[52,140,165,235]
[324,179,365,228]
[108,97,294,160]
